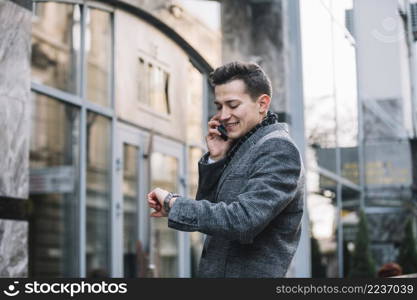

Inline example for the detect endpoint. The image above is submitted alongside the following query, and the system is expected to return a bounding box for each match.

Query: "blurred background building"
[303,0,417,277]
[0,0,416,278]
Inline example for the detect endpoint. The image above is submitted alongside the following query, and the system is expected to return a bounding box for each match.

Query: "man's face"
[214,79,264,140]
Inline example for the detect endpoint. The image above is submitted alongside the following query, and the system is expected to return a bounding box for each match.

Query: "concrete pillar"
[0,0,32,277]
[221,0,289,119]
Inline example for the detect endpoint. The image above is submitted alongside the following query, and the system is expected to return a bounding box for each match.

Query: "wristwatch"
[163,192,180,213]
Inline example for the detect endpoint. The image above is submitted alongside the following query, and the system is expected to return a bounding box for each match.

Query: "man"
[148,61,304,278]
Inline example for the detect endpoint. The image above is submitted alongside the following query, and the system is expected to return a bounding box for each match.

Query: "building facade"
[0,0,312,278]
[1,0,221,278]
[302,0,417,277]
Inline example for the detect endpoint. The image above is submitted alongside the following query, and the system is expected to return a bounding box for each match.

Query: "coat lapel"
[214,123,287,202]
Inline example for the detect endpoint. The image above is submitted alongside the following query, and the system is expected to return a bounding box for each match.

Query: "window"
[86,9,112,106]
[31,2,81,94]
[137,57,170,114]
[31,1,114,277]
[29,93,80,277]
[86,112,112,277]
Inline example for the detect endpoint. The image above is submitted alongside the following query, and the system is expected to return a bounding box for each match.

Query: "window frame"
[31,0,116,278]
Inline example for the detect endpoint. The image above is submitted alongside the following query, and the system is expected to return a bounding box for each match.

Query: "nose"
[219,107,231,122]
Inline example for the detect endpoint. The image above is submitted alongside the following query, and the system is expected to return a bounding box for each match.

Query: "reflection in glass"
[331,0,359,184]
[31,2,80,94]
[86,9,111,106]
[122,144,141,277]
[86,112,111,277]
[341,209,357,277]
[341,184,360,209]
[29,93,80,277]
[308,174,338,277]
[150,153,179,277]
[340,184,360,277]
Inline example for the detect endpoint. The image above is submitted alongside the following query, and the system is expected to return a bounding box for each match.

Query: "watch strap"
[163,193,180,213]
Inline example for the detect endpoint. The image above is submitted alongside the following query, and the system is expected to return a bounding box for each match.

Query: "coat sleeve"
[195,152,227,201]
[168,138,303,244]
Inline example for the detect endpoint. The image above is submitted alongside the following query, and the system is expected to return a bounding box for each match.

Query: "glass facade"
[29,93,80,277]
[86,113,112,277]
[31,0,114,277]
[29,0,209,278]
[301,0,360,277]
[21,0,417,279]
[31,2,81,94]
[86,9,112,106]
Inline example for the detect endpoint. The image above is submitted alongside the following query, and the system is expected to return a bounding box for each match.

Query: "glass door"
[114,126,189,277]
[114,124,147,277]
[149,135,189,278]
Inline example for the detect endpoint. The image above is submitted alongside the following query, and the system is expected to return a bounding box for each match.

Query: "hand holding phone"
[207,117,231,161]
[217,124,228,141]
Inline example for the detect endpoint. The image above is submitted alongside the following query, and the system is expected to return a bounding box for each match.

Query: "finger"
[148,197,158,203]
[148,203,159,210]
[149,200,161,209]
[209,113,221,121]
[147,191,156,201]
[147,199,158,207]
[208,128,222,136]
[208,120,221,128]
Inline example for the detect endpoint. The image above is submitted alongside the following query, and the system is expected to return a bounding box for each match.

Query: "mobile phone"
[217,124,228,141]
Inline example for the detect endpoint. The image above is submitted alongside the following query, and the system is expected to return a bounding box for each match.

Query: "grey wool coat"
[167,123,304,278]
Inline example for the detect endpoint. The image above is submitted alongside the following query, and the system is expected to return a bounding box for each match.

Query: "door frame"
[151,135,190,277]
[113,123,190,277]
[112,123,147,277]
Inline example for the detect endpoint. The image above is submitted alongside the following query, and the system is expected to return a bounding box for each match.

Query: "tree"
[398,218,417,274]
[349,210,376,278]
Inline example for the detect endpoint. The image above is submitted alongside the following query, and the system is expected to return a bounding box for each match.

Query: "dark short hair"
[377,262,402,278]
[209,61,272,100]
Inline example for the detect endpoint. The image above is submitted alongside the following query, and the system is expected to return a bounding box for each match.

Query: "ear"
[257,94,271,113]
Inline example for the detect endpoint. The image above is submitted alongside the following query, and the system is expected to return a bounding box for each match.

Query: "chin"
[228,132,243,140]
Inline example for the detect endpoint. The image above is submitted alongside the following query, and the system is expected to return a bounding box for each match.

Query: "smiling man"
[147,61,305,278]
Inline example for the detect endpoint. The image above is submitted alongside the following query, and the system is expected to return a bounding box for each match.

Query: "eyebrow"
[214,99,241,105]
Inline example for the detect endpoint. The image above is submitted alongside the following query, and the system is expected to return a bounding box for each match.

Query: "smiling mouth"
[225,121,240,130]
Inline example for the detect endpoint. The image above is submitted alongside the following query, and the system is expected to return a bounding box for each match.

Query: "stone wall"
[221,0,289,115]
[0,0,31,277]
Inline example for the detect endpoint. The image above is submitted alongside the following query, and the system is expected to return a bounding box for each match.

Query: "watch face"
[164,193,172,211]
